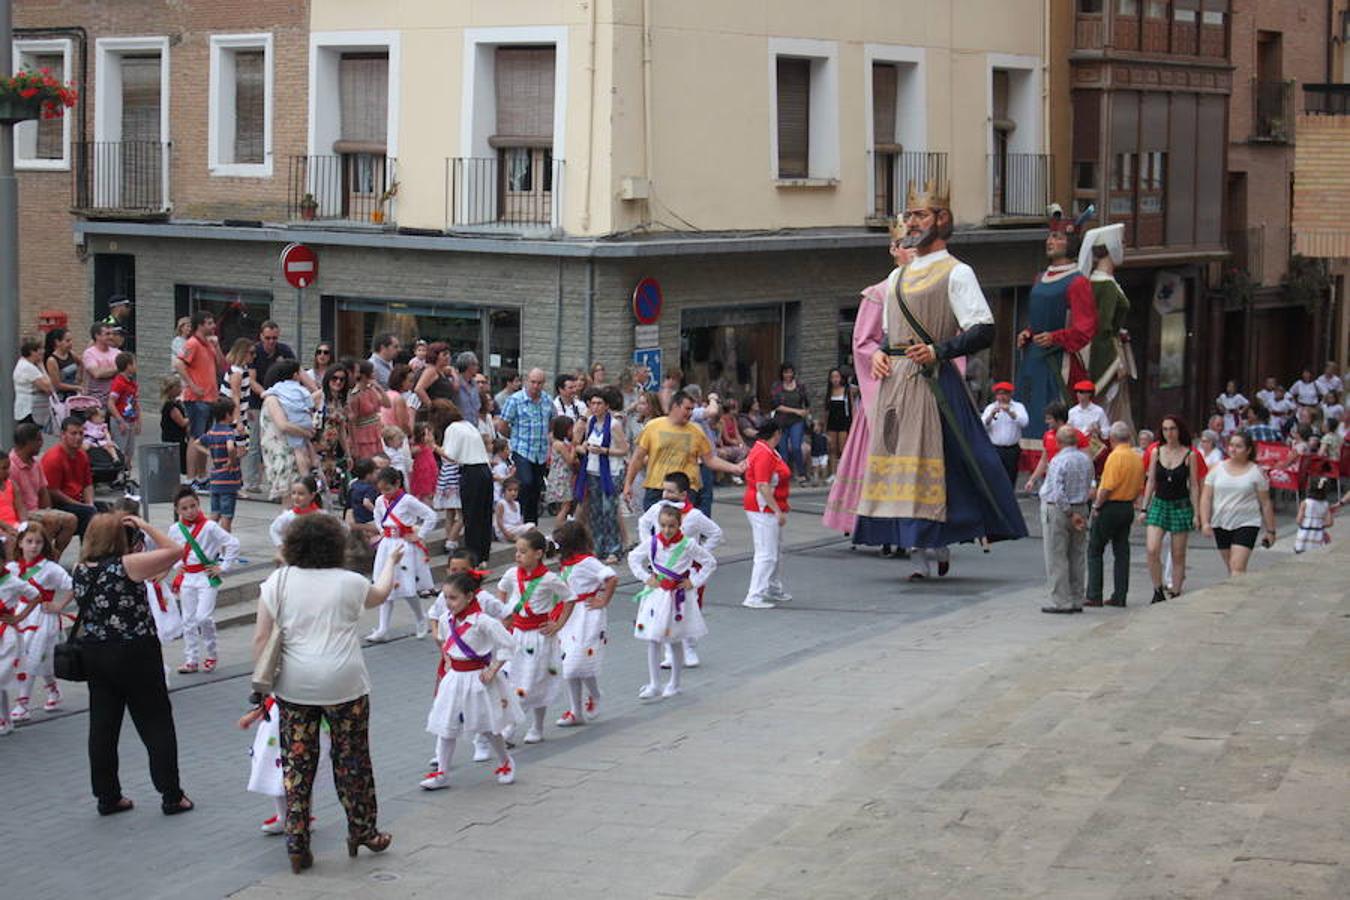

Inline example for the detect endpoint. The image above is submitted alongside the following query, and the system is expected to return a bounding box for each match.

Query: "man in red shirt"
[41,417,96,538]
[172,311,225,485]
[742,419,792,609]
[10,423,78,554]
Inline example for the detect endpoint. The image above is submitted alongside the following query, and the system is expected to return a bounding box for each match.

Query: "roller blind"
[777,57,810,178]
[233,50,265,164]
[120,54,161,142]
[493,46,555,148]
[872,63,898,149]
[338,53,388,153]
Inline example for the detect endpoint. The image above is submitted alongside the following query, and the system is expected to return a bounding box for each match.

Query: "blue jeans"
[210,489,239,519]
[186,401,213,439]
[696,464,714,517]
[782,420,806,479]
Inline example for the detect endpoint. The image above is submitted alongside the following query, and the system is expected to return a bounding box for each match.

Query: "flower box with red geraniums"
[0,67,79,125]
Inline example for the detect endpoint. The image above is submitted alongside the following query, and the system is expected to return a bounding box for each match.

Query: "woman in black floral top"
[73,512,193,816]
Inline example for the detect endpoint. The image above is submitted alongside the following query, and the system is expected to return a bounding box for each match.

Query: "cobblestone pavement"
[4,492,1323,899]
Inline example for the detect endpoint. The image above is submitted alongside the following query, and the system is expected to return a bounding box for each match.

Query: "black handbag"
[53,600,88,683]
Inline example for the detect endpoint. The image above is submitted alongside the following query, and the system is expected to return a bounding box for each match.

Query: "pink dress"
[410,444,438,498]
[822,278,886,534]
[347,387,385,460]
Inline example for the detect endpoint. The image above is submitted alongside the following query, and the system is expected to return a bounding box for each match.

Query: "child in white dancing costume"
[112,497,181,646]
[422,571,524,789]
[0,560,42,735]
[8,524,73,723]
[635,470,722,669]
[365,466,436,643]
[628,504,716,700]
[496,529,575,744]
[169,486,240,674]
[552,521,617,727]
[268,476,325,559]
[238,695,327,834]
[1294,477,1334,553]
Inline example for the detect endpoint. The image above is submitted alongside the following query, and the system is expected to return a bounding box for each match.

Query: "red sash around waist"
[449,657,489,672]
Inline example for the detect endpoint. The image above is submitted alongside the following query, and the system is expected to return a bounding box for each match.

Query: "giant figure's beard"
[902,225,938,251]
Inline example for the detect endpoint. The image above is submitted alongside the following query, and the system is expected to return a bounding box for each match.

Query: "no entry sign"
[280,243,318,289]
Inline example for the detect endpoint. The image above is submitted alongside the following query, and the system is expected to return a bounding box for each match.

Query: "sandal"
[162,794,195,816]
[347,831,393,857]
[97,796,134,816]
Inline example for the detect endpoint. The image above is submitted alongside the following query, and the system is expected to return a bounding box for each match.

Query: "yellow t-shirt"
[638,417,712,490]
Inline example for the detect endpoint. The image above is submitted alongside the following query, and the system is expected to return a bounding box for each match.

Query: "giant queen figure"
[841,182,1027,556]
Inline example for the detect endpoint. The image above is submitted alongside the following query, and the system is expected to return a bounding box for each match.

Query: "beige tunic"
[856,256,961,522]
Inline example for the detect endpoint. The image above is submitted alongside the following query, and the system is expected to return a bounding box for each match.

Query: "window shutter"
[338,54,388,153]
[233,50,265,164]
[34,53,64,159]
[777,57,810,178]
[872,64,898,150]
[120,55,161,142]
[493,47,556,148]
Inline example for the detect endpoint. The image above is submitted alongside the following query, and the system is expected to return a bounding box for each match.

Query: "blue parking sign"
[632,348,661,391]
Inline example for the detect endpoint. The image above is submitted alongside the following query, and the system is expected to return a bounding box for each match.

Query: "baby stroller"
[63,395,136,491]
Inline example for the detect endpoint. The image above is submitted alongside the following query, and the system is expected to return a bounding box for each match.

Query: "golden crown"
[905,179,950,212]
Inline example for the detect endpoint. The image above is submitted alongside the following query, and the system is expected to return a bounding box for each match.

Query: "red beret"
[1073,380,1096,392]
[993,381,1014,393]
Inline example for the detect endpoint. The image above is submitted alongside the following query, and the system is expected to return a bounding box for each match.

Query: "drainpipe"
[584,257,595,366]
[554,257,564,375]
[580,0,597,232]
[1,0,16,445]
[642,0,654,227]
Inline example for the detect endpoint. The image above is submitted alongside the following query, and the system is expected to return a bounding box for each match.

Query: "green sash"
[179,521,223,588]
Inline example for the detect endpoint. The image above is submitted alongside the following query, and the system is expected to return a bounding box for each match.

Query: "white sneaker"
[0,718,11,736]
[260,815,285,835]
[683,643,701,668]
[523,726,544,744]
[637,683,660,700]
[584,694,600,718]
[472,737,492,762]
[43,687,62,712]
[495,757,516,785]
[419,771,450,791]
[9,703,30,723]
[742,597,776,609]
[662,682,682,698]
[555,710,584,727]
[414,620,429,640]
[364,628,389,643]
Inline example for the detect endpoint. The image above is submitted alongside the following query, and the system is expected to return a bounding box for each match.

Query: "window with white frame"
[769,38,839,184]
[13,39,73,169]
[209,34,273,176]
[93,37,171,210]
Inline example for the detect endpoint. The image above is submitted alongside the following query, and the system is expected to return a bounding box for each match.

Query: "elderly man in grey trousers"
[1038,425,1095,614]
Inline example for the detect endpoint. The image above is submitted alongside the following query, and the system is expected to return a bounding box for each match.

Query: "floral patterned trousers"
[277,695,378,855]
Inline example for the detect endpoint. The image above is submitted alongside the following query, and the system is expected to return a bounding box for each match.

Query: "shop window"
[681,305,784,406]
[177,286,273,350]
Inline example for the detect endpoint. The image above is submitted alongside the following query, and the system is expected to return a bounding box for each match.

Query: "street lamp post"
[0,0,19,447]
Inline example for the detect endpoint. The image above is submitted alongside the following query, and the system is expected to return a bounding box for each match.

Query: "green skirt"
[1146,496,1194,533]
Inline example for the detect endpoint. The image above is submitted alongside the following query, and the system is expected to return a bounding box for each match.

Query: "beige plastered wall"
[311,0,1047,235]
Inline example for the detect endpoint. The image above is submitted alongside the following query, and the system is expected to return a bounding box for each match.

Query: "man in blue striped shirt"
[499,367,554,523]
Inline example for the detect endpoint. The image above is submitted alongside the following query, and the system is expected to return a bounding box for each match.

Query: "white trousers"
[909,546,950,577]
[179,585,218,664]
[744,510,784,602]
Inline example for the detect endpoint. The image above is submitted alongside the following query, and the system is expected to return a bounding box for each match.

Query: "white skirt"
[633,586,708,644]
[426,669,525,739]
[246,710,285,796]
[374,535,435,599]
[0,627,21,693]
[559,605,607,679]
[147,583,184,642]
[504,628,561,708]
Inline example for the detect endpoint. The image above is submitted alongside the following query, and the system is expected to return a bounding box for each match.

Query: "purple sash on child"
[649,533,691,620]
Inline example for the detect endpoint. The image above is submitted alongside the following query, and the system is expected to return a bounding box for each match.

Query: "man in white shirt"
[1315,361,1342,399]
[1254,376,1281,410]
[553,373,586,420]
[1289,369,1321,408]
[981,380,1028,487]
[1067,380,1110,439]
[1267,386,1296,431]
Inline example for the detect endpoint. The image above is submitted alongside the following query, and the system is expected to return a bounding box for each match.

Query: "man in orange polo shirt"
[1086,421,1145,607]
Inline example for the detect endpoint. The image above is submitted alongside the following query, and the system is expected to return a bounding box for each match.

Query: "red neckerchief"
[516,563,548,599]
[453,598,483,623]
[16,555,46,579]
[680,500,694,515]
[560,552,594,568]
[292,503,319,516]
[657,530,685,548]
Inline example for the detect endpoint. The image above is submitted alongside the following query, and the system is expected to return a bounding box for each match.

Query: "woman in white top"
[13,336,53,428]
[1196,429,1224,469]
[1199,431,1276,577]
[251,513,403,874]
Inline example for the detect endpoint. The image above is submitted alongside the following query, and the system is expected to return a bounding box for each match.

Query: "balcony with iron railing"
[988,153,1052,220]
[1252,79,1295,143]
[445,152,563,232]
[1303,83,1350,115]
[71,141,171,215]
[288,154,398,225]
[868,150,948,222]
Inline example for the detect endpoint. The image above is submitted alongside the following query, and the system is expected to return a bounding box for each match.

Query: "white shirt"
[1216,392,1249,413]
[889,249,994,331]
[169,517,241,586]
[553,395,586,420]
[1323,402,1344,424]
[442,419,490,466]
[1289,380,1321,406]
[1067,402,1110,437]
[1255,388,1280,409]
[1268,396,1295,426]
[1204,463,1269,531]
[12,357,45,421]
[1315,374,1342,397]
[636,500,724,551]
[981,400,1029,447]
[261,567,373,706]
